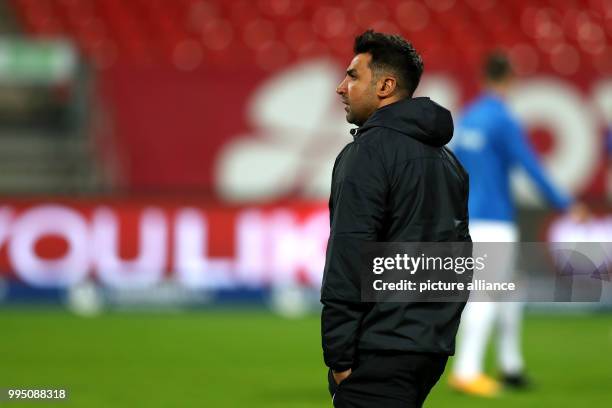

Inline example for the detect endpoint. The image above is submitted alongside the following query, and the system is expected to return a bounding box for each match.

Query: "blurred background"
[0,0,610,407]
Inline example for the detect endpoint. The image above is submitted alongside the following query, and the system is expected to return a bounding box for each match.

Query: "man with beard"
[321,30,470,407]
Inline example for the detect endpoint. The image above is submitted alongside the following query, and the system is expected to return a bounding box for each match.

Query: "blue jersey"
[452,93,571,222]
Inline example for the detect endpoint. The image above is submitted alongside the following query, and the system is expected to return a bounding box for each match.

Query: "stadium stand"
[7,0,612,75]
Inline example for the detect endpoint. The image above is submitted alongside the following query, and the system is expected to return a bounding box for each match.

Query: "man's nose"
[336,82,345,95]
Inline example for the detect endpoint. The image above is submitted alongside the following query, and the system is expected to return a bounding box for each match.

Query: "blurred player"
[449,52,588,396]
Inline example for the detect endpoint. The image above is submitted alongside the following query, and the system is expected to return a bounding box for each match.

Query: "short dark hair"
[484,51,512,82]
[353,30,424,97]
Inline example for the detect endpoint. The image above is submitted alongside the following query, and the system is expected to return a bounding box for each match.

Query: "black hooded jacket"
[321,97,470,371]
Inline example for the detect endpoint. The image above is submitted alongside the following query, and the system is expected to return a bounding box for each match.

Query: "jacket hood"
[357,97,454,147]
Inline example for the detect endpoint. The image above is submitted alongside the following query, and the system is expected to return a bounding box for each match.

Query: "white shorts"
[469,220,518,243]
[470,220,519,293]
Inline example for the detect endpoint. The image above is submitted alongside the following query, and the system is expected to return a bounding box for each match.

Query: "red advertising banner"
[1,199,611,291]
[0,199,329,289]
[97,62,611,202]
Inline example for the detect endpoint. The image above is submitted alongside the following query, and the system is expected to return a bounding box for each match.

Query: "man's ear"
[376,76,398,98]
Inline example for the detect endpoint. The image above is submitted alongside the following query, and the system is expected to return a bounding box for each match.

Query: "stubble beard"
[345,103,375,127]
[345,86,378,127]
[345,108,359,126]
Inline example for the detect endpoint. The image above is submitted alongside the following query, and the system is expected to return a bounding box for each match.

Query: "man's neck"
[377,94,406,110]
[486,84,509,100]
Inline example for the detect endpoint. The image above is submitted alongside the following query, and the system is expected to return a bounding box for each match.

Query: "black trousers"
[327,351,448,408]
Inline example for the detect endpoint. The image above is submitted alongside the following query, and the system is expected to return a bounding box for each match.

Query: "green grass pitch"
[1,309,611,407]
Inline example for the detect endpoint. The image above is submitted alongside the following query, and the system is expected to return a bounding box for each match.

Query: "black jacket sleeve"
[321,140,388,371]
